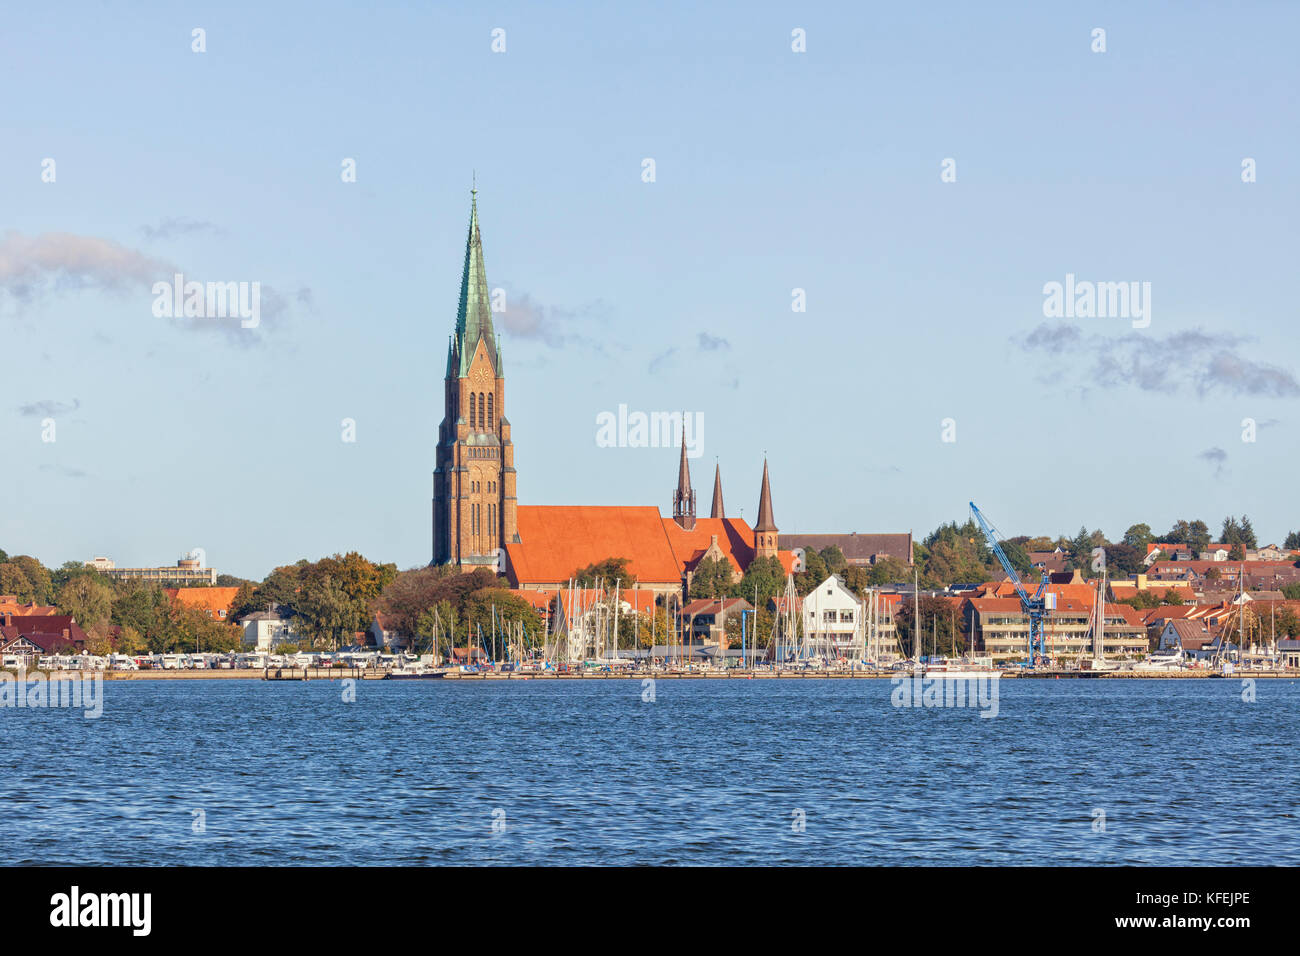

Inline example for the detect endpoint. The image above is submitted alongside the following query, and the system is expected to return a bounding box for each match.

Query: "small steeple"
[753,458,778,559]
[672,424,695,530]
[754,458,776,532]
[710,463,724,519]
[454,185,498,378]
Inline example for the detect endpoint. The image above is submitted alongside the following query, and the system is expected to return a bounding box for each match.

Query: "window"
[478,393,485,430]
[487,393,494,431]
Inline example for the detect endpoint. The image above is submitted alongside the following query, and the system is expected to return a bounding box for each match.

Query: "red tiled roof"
[164,587,241,617]
[506,506,682,587]
[663,517,755,574]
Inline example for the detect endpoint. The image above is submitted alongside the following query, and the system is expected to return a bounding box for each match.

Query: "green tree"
[0,563,36,602]
[572,557,636,590]
[819,546,847,574]
[56,574,115,627]
[1122,523,1155,550]
[795,550,828,593]
[736,556,787,609]
[689,556,734,600]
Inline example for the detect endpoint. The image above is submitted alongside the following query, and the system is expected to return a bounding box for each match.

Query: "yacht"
[1134,647,1187,671]
[923,656,998,678]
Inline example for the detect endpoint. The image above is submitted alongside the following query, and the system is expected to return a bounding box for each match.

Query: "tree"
[1229,543,1246,561]
[7,556,53,604]
[56,574,115,628]
[896,594,963,658]
[689,556,734,600]
[1277,607,1300,639]
[794,550,828,594]
[1122,523,1155,550]
[293,576,361,649]
[572,557,635,590]
[736,556,787,609]
[1282,583,1300,601]
[0,563,36,603]
[997,539,1033,577]
[1285,531,1300,551]
[1188,521,1211,553]
[819,546,847,574]
[1105,543,1145,578]
[1239,516,1257,550]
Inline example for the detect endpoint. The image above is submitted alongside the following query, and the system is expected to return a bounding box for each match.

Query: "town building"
[969,596,1147,661]
[237,608,296,651]
[0,615,88,665]
[164,587,241,621]
[678,597,752,648]
[778,532,913,568]
[85,554,217,587]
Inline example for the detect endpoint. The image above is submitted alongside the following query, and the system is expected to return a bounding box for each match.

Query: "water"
[2,677,1297,865]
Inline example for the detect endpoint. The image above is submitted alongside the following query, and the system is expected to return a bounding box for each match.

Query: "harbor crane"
[969,502,1056,664]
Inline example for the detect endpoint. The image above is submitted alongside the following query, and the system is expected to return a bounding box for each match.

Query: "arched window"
[477,393,485,430]
[487,393,494,432]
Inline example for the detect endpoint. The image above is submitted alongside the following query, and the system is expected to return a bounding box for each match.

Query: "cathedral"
[433,191,795,595]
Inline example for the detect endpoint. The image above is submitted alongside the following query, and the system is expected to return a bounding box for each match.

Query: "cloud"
[493,289,613,351]
[38,464,89,479]
[17,398,79,417]
[496,292,561,345]
[140,217,223,241]
[648,348,677,375]
[1198,446,1227,479]
[0,231,301,345]
[1021,323,1300,399]
[0,231,176,303]
[698,332,730,351]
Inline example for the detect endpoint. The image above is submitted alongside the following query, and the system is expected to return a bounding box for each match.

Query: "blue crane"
[969,502,1055,664]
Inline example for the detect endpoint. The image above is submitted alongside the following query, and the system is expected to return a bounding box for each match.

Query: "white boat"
[1134,648,1187,671]
[923,656,998,678]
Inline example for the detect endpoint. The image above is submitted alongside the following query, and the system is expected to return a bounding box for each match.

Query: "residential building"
[678,597,751,648]
[778,532,913,567]
[86,555,217,587]
[0,615,88,665]
[237,608,296,651]
[164,587,241,621]
[970,597,1146,661]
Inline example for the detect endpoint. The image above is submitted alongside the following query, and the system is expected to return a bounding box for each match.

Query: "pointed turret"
[753,458,778,558]
[454,188,499,377]
[710,463,725,519]
[672,426,696,530]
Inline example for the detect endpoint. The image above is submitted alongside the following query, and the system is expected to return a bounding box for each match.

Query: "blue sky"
[2,1,1298,580]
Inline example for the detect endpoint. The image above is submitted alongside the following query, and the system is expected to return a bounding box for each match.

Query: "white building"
[801,574,863,659]
[238,608,297,651]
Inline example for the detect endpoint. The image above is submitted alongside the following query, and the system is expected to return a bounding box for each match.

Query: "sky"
[2,1,1298,580]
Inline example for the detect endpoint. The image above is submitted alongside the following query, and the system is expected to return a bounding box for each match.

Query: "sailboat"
[1080,570,1120,672]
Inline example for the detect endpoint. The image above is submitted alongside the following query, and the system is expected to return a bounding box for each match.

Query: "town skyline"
[4,3,1299,580]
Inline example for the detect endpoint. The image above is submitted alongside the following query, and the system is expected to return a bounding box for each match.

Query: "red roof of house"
[506,506,683,587]
[164,587,241,617]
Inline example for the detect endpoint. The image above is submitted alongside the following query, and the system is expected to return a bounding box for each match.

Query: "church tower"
[710,464,725,519]
[433,189,518,568]
[753,458,778,559]
[671,428,696,530]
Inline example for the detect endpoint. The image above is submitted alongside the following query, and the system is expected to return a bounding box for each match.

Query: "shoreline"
[9,668,1298,681]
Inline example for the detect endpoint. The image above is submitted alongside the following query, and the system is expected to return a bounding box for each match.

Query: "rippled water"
[2,677,1297,865]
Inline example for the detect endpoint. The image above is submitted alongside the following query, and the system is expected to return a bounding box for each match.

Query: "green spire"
[454,187,499,377]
